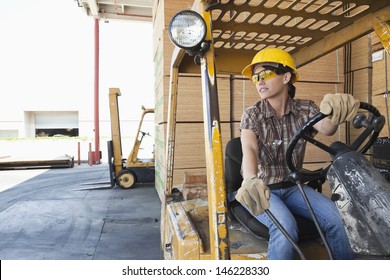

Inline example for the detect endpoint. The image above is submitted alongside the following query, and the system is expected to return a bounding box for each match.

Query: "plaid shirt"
[240,97,320,184]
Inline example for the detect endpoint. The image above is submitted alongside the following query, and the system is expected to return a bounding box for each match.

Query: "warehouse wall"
[344,32,390,144]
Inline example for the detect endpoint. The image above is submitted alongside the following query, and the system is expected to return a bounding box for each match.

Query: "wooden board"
[0,155,74,170]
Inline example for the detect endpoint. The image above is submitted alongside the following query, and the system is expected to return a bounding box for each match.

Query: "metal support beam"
[87,0,99,17]
[108,88,123,176]
[164,46,186,196]
[199,2,230,260]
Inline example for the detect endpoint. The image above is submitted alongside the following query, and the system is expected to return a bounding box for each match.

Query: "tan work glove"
[320,93,360,125]
[235,177,270,216]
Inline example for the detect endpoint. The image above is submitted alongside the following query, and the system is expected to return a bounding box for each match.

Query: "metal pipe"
[264,209,306,260]
[296,182,333,260]
[78,142,81,165]
[88,142,93,166]
[94,18,100,164]
[384,52,390,137]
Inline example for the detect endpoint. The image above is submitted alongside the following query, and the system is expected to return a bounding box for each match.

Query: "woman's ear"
[283,72,292,84]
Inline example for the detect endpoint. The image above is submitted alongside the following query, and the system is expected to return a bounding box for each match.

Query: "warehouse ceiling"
[77,0,154,21]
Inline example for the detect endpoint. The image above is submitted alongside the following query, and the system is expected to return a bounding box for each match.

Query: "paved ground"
[0,163,161,260]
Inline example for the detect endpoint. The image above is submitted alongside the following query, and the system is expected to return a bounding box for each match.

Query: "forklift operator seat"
[224,137,320,240]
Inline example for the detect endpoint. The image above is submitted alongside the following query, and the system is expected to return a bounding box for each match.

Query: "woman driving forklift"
[235,48,358,260]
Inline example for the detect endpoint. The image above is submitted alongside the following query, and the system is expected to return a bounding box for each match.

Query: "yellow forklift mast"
[108,88,155,189]
[161,1,390,260]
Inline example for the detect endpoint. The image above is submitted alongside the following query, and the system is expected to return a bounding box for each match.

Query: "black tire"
[117,169,137,189]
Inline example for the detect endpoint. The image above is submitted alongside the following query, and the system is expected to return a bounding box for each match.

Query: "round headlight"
[168,10,207,50]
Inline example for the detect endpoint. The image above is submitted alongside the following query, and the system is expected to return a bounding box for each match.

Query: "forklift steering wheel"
[286,102,385,183]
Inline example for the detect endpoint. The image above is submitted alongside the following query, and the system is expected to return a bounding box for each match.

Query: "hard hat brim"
[241,63,253,78]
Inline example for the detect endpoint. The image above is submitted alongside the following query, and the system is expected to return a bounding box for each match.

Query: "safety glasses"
[251,69,278,84]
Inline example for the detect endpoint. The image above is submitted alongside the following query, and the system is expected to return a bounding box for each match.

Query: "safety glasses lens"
[251,70,277,84]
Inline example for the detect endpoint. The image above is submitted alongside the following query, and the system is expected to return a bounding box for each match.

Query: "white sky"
[0,0,154,121]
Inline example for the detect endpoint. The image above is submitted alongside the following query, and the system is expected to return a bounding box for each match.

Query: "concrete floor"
[0,163,161,260]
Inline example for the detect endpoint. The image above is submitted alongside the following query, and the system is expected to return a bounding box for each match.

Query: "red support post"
[94,18,101,164]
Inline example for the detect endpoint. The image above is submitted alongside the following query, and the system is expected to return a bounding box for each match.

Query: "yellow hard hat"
[242,48,299,83]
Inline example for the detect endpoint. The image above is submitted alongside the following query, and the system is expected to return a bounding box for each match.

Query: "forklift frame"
[108,88,155,189]
[163,0,390,260]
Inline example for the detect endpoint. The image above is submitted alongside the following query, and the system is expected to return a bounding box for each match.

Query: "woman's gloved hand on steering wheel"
[320,93,360,125]
[235,176,270,216]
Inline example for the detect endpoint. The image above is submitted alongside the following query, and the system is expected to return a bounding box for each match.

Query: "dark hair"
[262,64,296,98]
[287,83,296,99]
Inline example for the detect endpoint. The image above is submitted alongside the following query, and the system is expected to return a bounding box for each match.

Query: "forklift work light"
[168,10,206,51]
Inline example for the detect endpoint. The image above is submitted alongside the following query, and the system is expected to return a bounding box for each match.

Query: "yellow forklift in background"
[161,1,390,260]
[107,88,155,189]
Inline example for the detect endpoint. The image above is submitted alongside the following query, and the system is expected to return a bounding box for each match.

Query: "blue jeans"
[253,185,354,260]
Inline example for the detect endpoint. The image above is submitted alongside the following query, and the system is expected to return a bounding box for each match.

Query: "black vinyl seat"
[225,137,321,240]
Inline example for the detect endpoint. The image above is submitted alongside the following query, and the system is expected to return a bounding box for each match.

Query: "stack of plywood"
[153,0,209,199]
[372,31,390,138]
[351,35,373,104]
[347,35,373,142]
